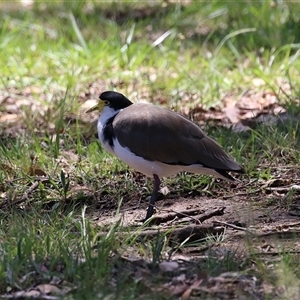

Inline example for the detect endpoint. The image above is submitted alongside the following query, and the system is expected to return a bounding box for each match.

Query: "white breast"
[97,107,120,154]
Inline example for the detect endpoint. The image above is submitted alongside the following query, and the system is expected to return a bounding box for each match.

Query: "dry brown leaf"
[181,272,207,299]
[0,163,16,179]
[157,280,188,297]
[61,150,79,162]
[68,185,92,199]
[0,113,19,123]
[224,104,239,123]
[23,86,42,95]
[29,165,47,177]
[169,283,190,297]
[262,282,275,294]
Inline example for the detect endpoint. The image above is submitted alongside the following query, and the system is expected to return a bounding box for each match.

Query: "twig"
[1,294,58,300]
[97,224,225,244]
[266,184,300,192]
[252,250,300,256]
[240,178,258,188]
[0,179,43,209]
[182,276,206,299]
[176,207,225,225]
[141,224,225,243]
[257,230,300,239]
[213,220,256,235]
[222,188,262,199]
[146,207,205,225]
[280,221,300,227]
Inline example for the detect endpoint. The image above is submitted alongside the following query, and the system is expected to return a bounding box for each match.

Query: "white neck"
[97,106,122,152]
[99,106,121,126]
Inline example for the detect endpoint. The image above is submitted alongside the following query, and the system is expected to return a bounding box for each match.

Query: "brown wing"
[113,103,243,172]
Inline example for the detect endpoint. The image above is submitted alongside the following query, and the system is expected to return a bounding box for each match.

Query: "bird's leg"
[144,174,161,221]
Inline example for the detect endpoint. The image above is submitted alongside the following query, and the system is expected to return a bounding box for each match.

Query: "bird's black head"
[86,91,133,114]
[99,91,133,110]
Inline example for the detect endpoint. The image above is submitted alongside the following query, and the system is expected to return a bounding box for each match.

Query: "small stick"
[222,188,262,199]
[145,207,205,225]
[0,179,42,209]
[176,207,225,225]
[213,220,256,235]
[97,224,225,244]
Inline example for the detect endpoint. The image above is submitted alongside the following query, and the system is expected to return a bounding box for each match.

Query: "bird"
[87,91,244,221]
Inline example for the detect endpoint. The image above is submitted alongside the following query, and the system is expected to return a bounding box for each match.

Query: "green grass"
[1,0,300,298]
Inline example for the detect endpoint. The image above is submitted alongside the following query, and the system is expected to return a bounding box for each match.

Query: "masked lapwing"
[87,91,244,221]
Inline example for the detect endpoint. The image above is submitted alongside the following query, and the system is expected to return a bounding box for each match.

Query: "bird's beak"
[86,101,105,113]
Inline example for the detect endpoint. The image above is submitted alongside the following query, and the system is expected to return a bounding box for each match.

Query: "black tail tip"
[236,166,246,174]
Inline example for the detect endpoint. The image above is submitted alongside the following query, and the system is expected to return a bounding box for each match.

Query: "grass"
[1,0,300,299]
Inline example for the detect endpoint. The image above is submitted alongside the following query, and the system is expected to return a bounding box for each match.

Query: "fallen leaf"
[23,290,41,297]
[36,283,62,295]
[0,163,16,178]
[0,114,19,123]
[61,150,79,162]
[29,165,47,176]
[182,272,207,299]
[12,290,40,298]
[159,261,179,272]
[169,283,190,297]
[160,186,170,196]
[224,104,239,123]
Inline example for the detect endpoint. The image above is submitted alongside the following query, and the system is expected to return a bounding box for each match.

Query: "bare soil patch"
[88,174,300,299]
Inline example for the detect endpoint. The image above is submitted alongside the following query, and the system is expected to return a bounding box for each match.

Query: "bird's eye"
[104,100,110,105]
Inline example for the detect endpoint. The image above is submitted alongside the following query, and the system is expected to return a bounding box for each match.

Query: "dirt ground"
[88,175,300,299]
